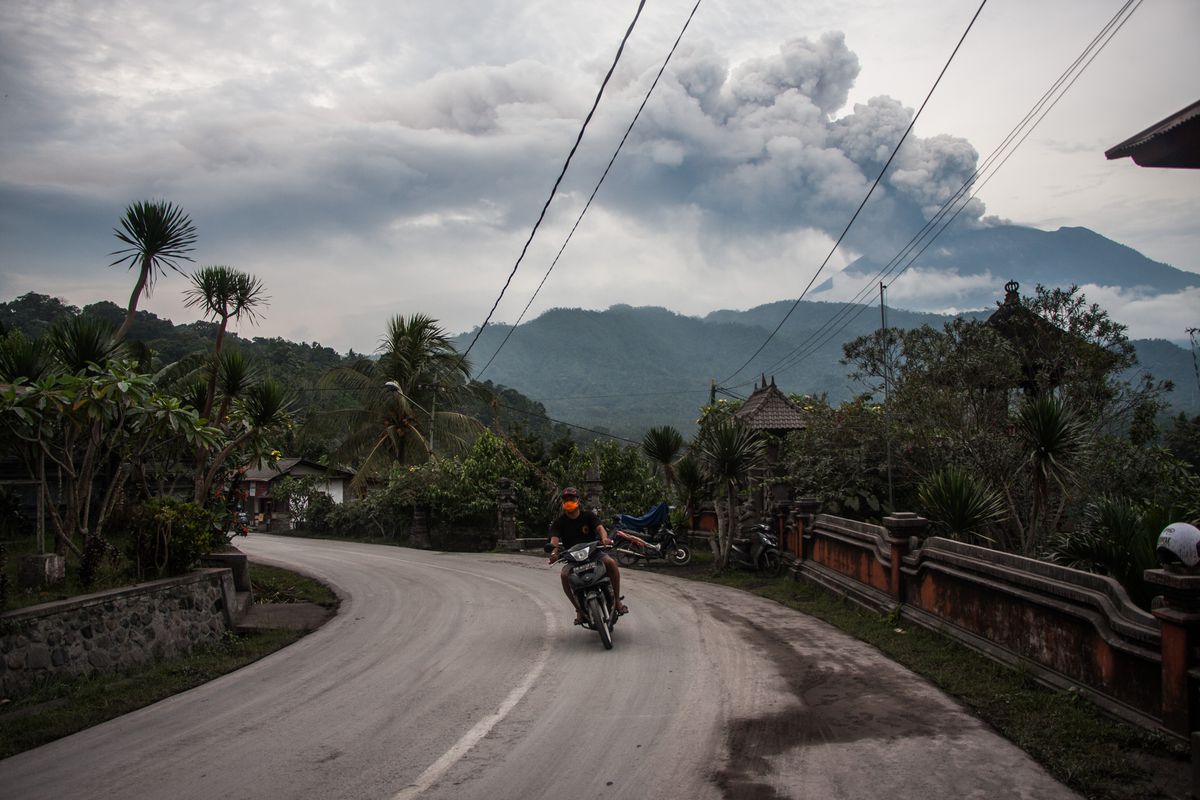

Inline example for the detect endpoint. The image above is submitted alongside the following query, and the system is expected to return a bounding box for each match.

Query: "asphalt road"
[0,535,1080,799]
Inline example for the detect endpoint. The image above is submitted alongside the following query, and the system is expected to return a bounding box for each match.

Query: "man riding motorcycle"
[548,487,629,623]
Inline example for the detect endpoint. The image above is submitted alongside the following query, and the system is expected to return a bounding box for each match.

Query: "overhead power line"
[475,0,705,380]
[457,0,648,368]
[495,400,640,444]
[715,0,989,388]
[739,0,1143,386]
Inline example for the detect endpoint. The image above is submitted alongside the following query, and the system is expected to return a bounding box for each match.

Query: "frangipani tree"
[0,361,219,557]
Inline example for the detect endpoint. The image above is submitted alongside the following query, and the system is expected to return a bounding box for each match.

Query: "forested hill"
[5,291,1195,441]
[458,301,1199,437]
[0,293,575,450]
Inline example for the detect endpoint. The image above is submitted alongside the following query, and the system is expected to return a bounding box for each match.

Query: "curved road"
[0,535,1078,799]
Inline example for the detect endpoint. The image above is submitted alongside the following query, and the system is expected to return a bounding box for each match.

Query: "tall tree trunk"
[116,258,150,341]
[194,316,230,504]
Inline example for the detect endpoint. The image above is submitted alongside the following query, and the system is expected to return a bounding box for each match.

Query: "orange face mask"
[562,500,580,512]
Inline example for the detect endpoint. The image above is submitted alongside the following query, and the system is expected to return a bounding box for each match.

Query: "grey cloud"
[564,33,986,259]
[725,32,860,116]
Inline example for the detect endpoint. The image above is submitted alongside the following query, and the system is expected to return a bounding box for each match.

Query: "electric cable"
[475,0,705,380]
[494,400,640,444]
[715,0,989,388]
[456,0,648,368]
[757,0,1138,379]
[741,0,1142,385]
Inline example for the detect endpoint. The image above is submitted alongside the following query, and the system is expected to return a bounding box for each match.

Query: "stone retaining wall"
[0,568,236,699]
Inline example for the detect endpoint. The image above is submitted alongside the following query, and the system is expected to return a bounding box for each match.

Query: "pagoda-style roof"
[734,376,807,432]
[984,280,1120,394]
[985,281,1067,345]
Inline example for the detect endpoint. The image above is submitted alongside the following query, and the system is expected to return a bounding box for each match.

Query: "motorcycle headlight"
[571,547,591,561]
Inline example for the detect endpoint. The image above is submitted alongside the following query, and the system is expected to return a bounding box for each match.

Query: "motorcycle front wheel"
[615,547,639,567]
[668,543,692,566]
[587,596,613,649]
[759,549,782,577]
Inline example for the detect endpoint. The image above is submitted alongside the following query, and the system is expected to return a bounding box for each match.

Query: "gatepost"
[789,497,821,562]
[496,477,518,550]
[1143,567,1200,796]
[882,512,929,604]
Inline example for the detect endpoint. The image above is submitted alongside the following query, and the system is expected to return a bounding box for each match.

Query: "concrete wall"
[0,568,236,699]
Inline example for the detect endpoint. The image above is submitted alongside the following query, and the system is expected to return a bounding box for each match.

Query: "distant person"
[548,487,628,623]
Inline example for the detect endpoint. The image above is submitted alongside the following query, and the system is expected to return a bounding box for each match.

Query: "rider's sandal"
[615,601,629,616]
[574,613,586,626]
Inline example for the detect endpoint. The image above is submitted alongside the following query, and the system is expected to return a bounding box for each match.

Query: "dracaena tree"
[183,265,268,421]
[641,425,684,493]
[697,418,765,571]
[110,200,198,341]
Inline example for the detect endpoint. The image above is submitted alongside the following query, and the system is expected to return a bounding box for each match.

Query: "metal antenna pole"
[881,282,895,511]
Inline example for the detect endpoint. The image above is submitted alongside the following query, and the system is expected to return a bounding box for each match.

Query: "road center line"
[387,559,557,800]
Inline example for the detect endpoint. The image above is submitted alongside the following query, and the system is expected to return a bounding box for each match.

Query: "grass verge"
[665,557,1190,800]
[0,563,336,759]
[248,563,340,607]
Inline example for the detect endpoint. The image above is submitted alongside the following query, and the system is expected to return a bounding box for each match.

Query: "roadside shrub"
[78,533,120,589]
[324,499,381,537]
[128,498,216,579]
[303,492,337,532]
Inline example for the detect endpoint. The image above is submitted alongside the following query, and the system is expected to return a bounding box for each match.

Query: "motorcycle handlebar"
[546,540,612,563]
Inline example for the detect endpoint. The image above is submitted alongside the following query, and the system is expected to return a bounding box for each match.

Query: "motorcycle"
[611,502,692,567]
[728,522,782,576]
[546,540,620,650]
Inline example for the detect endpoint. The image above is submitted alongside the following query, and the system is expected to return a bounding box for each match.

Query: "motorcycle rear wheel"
[668,543,692,566]
[587,596,613,649]
[759,549,782,577]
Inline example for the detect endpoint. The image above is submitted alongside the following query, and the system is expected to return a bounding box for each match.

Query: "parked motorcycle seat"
[616,501,670,532]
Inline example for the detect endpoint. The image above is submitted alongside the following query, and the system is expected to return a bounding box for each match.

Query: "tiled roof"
[734,378,807,431]
[1105,98,1200,169]
[242,458,353,482]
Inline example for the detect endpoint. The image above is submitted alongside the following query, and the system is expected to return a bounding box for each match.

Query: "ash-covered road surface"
[0,535,1079,799]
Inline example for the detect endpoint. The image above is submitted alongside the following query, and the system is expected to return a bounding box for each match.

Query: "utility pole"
[429,389,436,455]
[710,379,716,406]
[881,282,895,511]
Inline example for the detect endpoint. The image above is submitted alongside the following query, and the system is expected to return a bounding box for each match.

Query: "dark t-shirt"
[549,509,604,548]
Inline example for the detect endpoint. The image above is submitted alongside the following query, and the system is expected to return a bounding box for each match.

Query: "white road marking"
[388,559,557,800]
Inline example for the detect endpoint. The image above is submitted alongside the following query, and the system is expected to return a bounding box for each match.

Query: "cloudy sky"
[1,0,1197,355]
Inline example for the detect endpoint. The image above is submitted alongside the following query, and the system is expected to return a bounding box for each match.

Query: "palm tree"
[697,419,765,570]
[641,425,684,492]
[1013,394,1088,555]
[918,465,1006,543]
[110,200,198,341]
[183,266,268,420]
[320,314,478,490]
